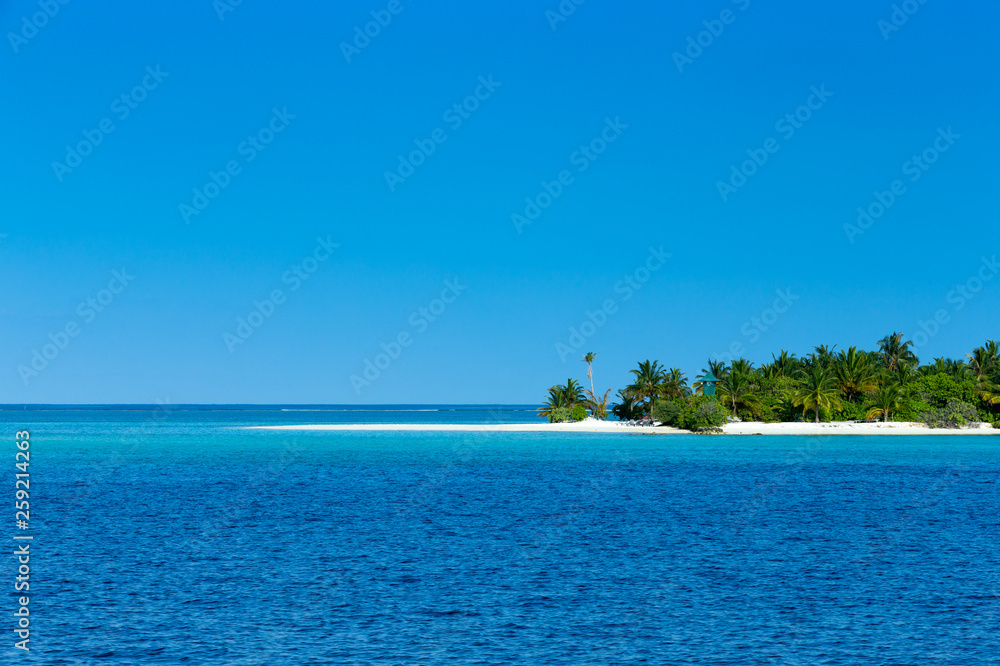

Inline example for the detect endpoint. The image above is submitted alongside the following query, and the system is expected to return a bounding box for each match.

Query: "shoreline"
[251,420,997,435]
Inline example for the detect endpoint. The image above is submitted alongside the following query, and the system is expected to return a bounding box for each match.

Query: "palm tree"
[694,358,730,395]
[835,346,879,402]
[537,386,568,420]
[718,370,762,418]
[585,388,612,420]
[582,352,598,397]
[865,385,903,423]
[537,379,585,420]
[791,366,842,423]
[889,362,919,387]
[731,358,754,376]
[626,360,667,420]
[966,341,999,380]
[878,332,917,372]
[771,350,799,378]
[611,389,642,421]
[662,367,690,398]
[810,345,837,369]
[560,378,585,407]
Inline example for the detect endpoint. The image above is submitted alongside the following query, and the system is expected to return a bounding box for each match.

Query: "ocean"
[2,406,999,664]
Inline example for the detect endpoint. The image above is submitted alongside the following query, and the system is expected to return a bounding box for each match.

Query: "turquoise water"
[2,408,999,664]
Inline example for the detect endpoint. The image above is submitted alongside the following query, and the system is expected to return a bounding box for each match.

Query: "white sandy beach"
[720,421,996,436]
[253,420,996,435]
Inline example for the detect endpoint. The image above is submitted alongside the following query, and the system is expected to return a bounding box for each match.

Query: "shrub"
[919,399,981,429]
[548,407,572,423]
[678,397,728,431]
[652,399,683,427]
[912,374,980,409]
[570,405,589,422]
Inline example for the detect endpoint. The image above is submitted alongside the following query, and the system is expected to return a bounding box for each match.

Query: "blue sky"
[2,0,998,404]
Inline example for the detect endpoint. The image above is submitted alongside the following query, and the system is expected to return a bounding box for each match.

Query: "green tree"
[835,346,879,402]
[678,396,728,430]
[966,341,999,380]
[537,379,585,421]
[626,360,668,420]
[538,386,568,421]
[878,332,918,372]
[865,384,903,422]
[651,399,684,427]
[611,390,642,421]
[791,366,843,423]
[662,367,690,398]
[718,369,763,419]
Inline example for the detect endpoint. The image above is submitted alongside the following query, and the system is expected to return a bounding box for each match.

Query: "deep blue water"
[2,408,999,664]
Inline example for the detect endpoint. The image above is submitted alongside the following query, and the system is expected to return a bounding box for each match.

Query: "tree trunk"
[814,408,820,423]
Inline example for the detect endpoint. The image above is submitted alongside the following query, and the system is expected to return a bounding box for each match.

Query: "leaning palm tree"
[582,352,598,397]
[878,332,917,373]
[585,388,612,420]
[791,366,842,423]
[626,360,667,420]
[865,384,903,423]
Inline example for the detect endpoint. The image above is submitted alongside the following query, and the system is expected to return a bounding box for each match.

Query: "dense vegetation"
[539,333,1000,430]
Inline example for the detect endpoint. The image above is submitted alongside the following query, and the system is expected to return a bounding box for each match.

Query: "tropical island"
[540,334,1000,432]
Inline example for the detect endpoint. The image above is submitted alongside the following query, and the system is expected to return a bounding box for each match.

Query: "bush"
[919,399,981,429]
[678,397,728,431]
[652,399,683,427]
[548,407,572,423]
[570,405,589,422]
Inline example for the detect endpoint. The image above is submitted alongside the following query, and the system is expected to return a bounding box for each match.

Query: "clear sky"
[2,0,998,404]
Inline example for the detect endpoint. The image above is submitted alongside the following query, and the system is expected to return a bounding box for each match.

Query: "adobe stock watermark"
[545,0,586,31]
[716,85,833,202]
[910,255,999,352]
[843,126,959,244]
[8,0,72,54]
[351,278,467,393]
[384,75,501,192]
[213,0,245,21]
[223,236,339,352]
[179,107,295,224]
[556,246,670,362]
[340,0,414,63]
[712,288,799,364]
[878,0,930,41]
[672,0,751,73]
[512,116,628,234]
[17,269,134,386]
[52,66,169,182]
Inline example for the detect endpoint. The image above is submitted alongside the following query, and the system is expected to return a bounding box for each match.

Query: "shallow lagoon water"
[3,409,999,664]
